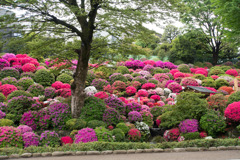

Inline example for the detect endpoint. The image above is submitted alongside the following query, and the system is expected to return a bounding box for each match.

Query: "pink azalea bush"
[22,132,39,148]
[0,126,23,148]
[141,83,156,90]
[94,91,109,99]
[126,86,137,95]
[75,128,98,143]
[226,69,238,77]
[22,63,36,72]
[179,119,198,133]
[17,125,33,134]
[224,102,240,122]
[0,84,18,97]
[167,82,182,93]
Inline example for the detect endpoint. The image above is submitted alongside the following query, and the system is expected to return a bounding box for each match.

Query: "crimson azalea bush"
[94,91,109,99]
[136,89,148,97]
[61,136,73,145]
[22,63,36,72]
[0,126,23,148]
[141,83,156,90]
[128,128,141,142]
[163,128,180,142]
[226,69,238,77]
[75,128,98,143]
[167,82,182,93]
[0,84,18,97]
[224,102,240,122]
[126,86,137,96]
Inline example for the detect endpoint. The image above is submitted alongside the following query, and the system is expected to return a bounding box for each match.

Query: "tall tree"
[161,24,181,43]
[180,0,226,65]
[0,0,181,118]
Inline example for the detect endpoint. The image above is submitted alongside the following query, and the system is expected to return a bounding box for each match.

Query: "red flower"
[61,136,73,145]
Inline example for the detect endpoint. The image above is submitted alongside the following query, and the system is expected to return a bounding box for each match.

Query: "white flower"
[204,136,213,139]
[84,86,97,94]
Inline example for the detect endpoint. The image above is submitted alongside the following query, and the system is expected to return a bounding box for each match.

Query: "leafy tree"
[153,42,172,60]
[0,0,182,118]
[161,24,181,43]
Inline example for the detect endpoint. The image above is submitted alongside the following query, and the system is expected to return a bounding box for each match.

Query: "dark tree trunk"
[212,52,219,65]
[71,43,90,118]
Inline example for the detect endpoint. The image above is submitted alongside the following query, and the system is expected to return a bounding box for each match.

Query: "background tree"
[161,24,181,43]
[0,0,182,118]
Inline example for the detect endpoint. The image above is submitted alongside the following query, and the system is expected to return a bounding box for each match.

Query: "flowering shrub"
[0,110,6,119]
[48,103,71,129]
[153,73,170,83]
[1,77,17,86]
[167,82,182,93]
[17,125,33,133]
[125,60,145,69]
[27,84,45,97]
[20,72,35,79]
[141,83,156,90]
[116,66,130,74]
[0,126,23,148]
[91,78,110,90]
[150,95,161,102]
[34,69,55,86]
[103,108,120,126]
[22,132,39,148]
[17,77,34,90]
[2,53,16,61]
[173,72,185,79]
[126,102,142,114]
[226,69,238,77]
[215,79,229,89]
[22,63,36,72]
[40,131,60,147]
[128,128,141,142]
[75,128,98,143]
[181,77,199,87]
[207,94,227,114]
[218,86,234,94]
[136,89,148,97]
[135,122,150,141]
[94,126,113,142]
[131,81,142,89]
[132,76,148,84]
[123,74,133,81]
[179,119,198,133]
[104,96,126,115]
[52,81,64,90]
[109,73,127,84]
[112,81,126,91]
[126,86,137,96]
[224,102,240,122]
[20,111,38,130]
[61,136,73,145]
[199,131,207,138]
[0,67,20,80]
[163,128,180,142]
[128,111,142,123]
[227,91,240,105]
[140,111,153,127]
[94,91,109,99]
[200,110,226,137]
[202,79,216,88]
[44,87,56,99]
[0,84,18,97]
[0,59,10,70]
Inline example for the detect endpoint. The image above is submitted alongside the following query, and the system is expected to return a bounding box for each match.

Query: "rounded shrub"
[80,97,106,121]
[0,84,18,97]
[128,111,142,123]
[66,119,87,130]
[116,122,129,134]
[94,126,113,142]
[7,90,33,101]
[150,106,164,120]
[44,87,56,99]
[20,72,35,79]
[140,111,153,127]
[206,94,227,114]
[103,108,120,126]
[34,69,55,86]
[221,65,232,72]
[112,128,125,142]
[202,79,216,88]
[181,132,200,140]
[148,78,159,85]
[181,77,199,87]
[0,93,6,102]
[200,110,226,137]
[17,125,33,134]
[177,64,191,73]
[224,102,240,122]
[56,73,73,84]
[163,128,180,142]
[132,76,148,85]
[116,66,130,74]
[0,110,6,119]
[126,102,142,115]
[192,74,206,80]
[215,79,229,89]
[27,84,45,97]
[208,68,224,76]
[0,67,20,80]
[109,73,128,84]
[104,96,126,115]
[0,59,10,69]
[22,63,36,72]
[17,77,34,90]
[1,77,17,86]
[0,119,14,126]
[22,132,39,147]
[86,70,96,85]
[40,131,60,147]
[0,126,23,148]
[179,119,198,133]
[91,78,110,90]
[135,121,150,141]
[128,128,141,142]
[131,72,141,77]
[153,73,170,83]
[87,120,106,129]
[75,128,97,143]
[153,67,163,75]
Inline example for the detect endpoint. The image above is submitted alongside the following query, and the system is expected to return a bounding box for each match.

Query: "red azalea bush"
[29,60,39,67]
[0,84,18,97]
[136,89,148,97]
[128,128,141,142]
[224,102,240,122]
[150,95,160,102]
[22,63,36,72]
[211,75,219,80]
[200,131,207,138]
[195,68,208,77]
[167,82,182,93]
[94,91,109,99]
[226,69,238,77]
[55,88,71,98]
[126,86,137,96]
[61,136,73,145]
[141,83,156,90]
[61,83,71,89]
[163,128,180,142]
[181,77,199,87]
[52,81,64,90]
[174,72,185,79]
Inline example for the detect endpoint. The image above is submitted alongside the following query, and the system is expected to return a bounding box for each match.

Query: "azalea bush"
[40,130,60,147]
[75,128,98,143]
[0,126,23,148]
[224,102,240,122]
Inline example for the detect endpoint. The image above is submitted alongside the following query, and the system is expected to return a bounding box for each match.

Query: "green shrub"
[116,66,130,74]
[116,123,129,134]
[208,68,225,76]
[148,79,159,85]
[87,120,106,129]
[109,73,128,84]
[94,127,113,142]
[1,77,17,86]
[227,91,240,105]
[200,110,226,137]
[131,72,141,77]
[7,90,33,101]
[215,79,229,89]
[86,70,96,86]
[192,74,206,80]
[151,136,166,143]
[152,67,163,75]
[174,60,184,65]
[221,65,232,72]
[17,77,34,90]
[151,106,164,120]
[177,64,191,73]
[20,72,35,79]
[202,79,216,88]
[194,62,204,67]
[80,97,106,121]
[27,84,45,97]
[56,73,73,84]
[34,69,55,86]
[66,119,87,130]
[237,125,240,132]
[0,119,14,126]
[94,66,114,79]
[112,128,125,142]
[0,68,20,80]
[5,114,15,122]
[0,93,6,102]
[181,132,200,140]
[163,68,170,73]
[132,77,147,85]
[160,92,208,128]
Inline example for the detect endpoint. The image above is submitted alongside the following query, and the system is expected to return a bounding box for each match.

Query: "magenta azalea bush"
[75,128,98,143]
[179,119,199,133]
[22,132,39,148]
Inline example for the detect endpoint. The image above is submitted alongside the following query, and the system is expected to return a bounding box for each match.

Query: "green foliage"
[116,123,129,134]
[56,73,73,84]
[160,92,208,128]
[237,125,240,132]
[0,68,20,80]
[215,79,229,89]
[148,79,159,85]
[181,132,200,140]
[94,127,113,142]
[87,120,107,129]
[152,68,163,75]
[34,69,55,86]
[17,77,34,90]
[27,84,45,97]
[208,68,225,76]
[202,79,216,88]
[1,77,17,86]
[112,128,125,142]
[151,106,164,120]
[132,77,147,85]
[151,136,166,143]
[0,93,6,102]
[0,119,14,126]
[221,65,232,72]
[192,74,206,80]
[66,119,87,130]
[200,110,226,137]
[194,62,204,68]
[116,66,130,74]
[5,114,16,123]
[227,91,240,105]
[20,72,35,79]
[80,97,106,122]
[7,90,33,101]
[86,70,96,86]
[131,72,141,77]
[177,64,191,73]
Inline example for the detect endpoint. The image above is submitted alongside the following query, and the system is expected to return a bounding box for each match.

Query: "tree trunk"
[71,43,90,118]
[212,52,219,65]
